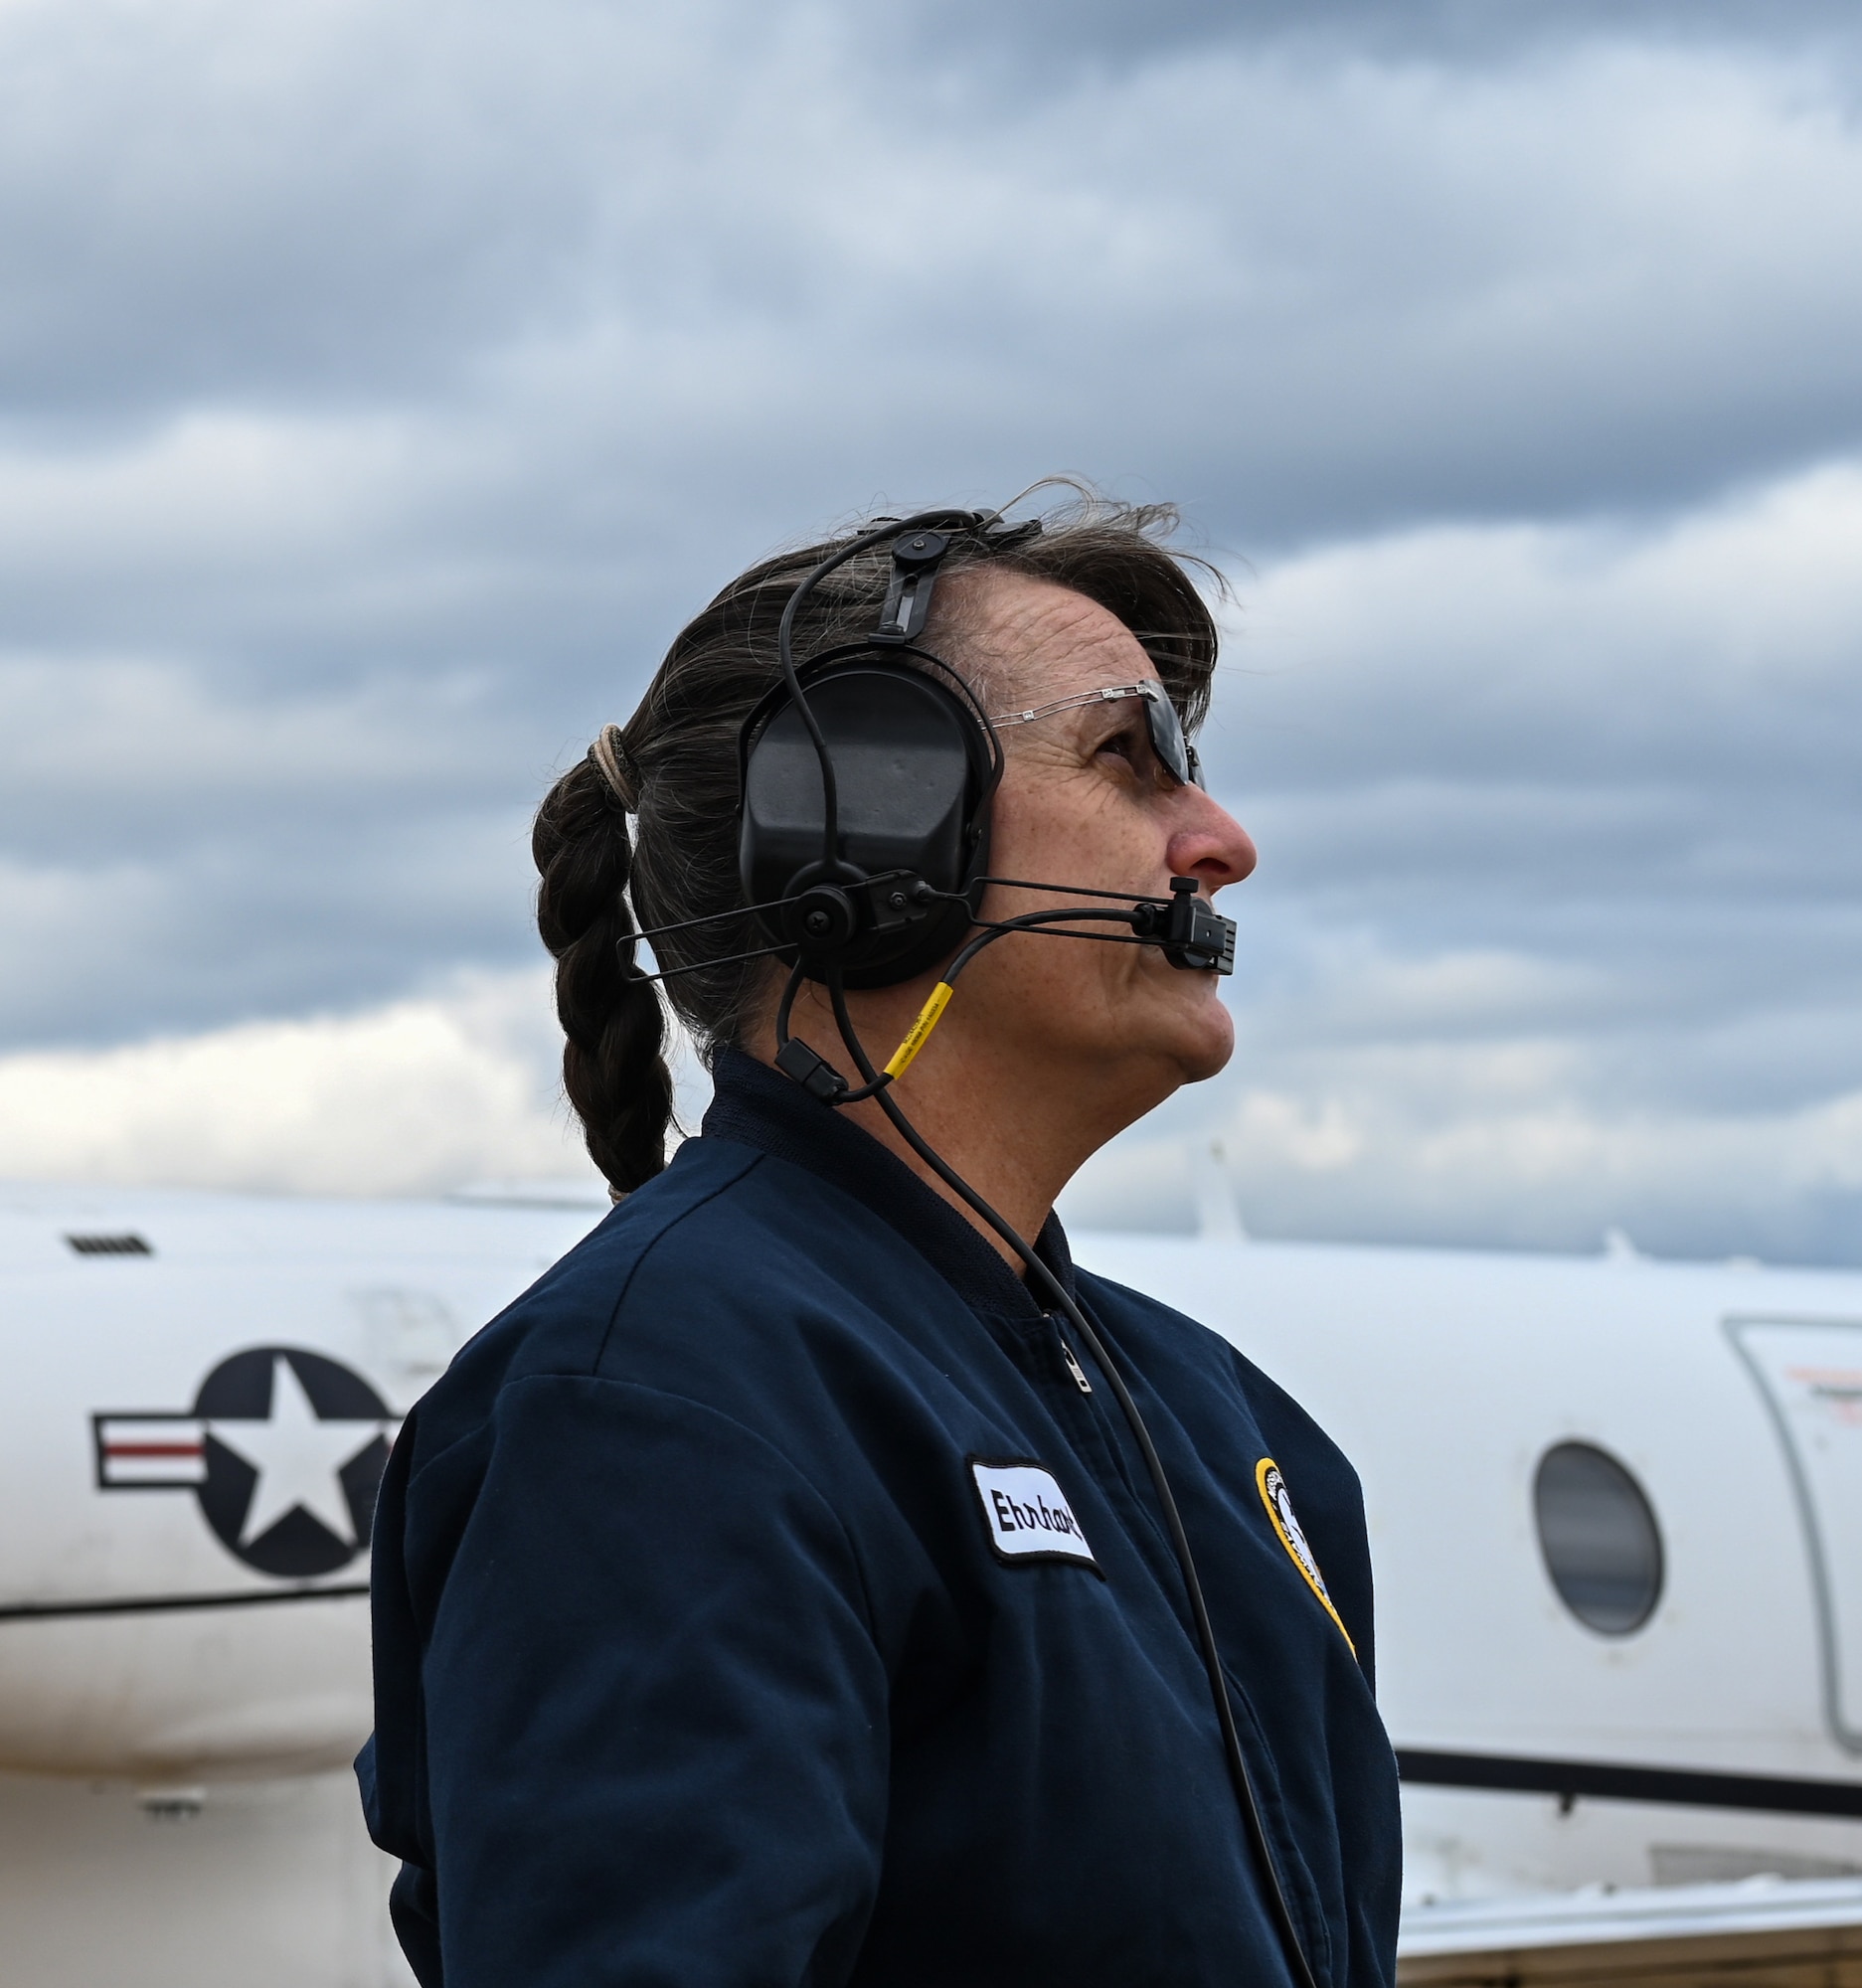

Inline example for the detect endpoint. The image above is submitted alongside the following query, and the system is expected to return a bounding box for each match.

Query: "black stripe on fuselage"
[1398,1747,1862,1819]
[0,1582,368,1622]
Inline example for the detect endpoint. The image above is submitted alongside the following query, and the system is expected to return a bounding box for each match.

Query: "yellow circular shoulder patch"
[1256,1456,1356,1657]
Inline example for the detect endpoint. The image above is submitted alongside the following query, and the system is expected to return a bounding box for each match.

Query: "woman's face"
[947,569,1257,1105]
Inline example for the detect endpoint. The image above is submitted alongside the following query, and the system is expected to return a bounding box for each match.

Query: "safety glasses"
[990,680,1203,789]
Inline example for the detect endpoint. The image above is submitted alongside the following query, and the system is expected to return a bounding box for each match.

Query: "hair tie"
[589,724,638,810]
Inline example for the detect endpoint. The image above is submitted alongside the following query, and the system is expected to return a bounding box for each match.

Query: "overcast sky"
[3,0,1860,1263]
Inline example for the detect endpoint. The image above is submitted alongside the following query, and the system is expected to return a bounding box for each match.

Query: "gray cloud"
[910,0,1862,75]
[1048,467,1862,1263]
[4,6,1860,536]
[2,0,1860,1263]
[0,2,621,418]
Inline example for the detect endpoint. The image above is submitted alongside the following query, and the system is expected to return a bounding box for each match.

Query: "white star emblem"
[208,1355,393,1549]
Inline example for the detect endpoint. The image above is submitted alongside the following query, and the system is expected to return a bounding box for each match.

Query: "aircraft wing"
[1400,1876,1862,1985]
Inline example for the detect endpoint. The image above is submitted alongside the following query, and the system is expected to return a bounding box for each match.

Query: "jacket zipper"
[1055,1325,1094,1395]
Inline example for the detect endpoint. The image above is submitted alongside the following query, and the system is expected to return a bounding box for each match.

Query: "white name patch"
[969,1458,1100,1573]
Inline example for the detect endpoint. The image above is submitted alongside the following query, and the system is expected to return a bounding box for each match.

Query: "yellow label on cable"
[884,982,954,1078]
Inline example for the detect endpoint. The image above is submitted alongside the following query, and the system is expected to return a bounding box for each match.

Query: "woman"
[360,495,1401,1987]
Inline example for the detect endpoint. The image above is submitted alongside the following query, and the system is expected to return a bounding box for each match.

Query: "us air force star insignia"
[1256,1457,1356,1656]
[93,1346,398,1578]
[212,1356,377,1550]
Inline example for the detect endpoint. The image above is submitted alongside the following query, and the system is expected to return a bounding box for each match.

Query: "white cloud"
[1210,453,1862,1002]
[1,0,1861,1268]
[5,449,1860,1260]
[0,964,719,1198]
[0,969,592,1197]
[1223,458,1862,772]
[0,650,492,803]
[5,7,1862,531]
[1055,457,1862,1264]
[1062,1033,1862,1264]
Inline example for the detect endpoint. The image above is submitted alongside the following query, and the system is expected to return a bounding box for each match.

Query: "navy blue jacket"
[360,1050,1401,1987]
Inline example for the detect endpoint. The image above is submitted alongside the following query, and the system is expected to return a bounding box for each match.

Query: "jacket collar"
[700,1046,1075,1323]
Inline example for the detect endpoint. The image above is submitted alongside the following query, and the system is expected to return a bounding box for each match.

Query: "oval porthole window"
[1533,1441,1664,1635]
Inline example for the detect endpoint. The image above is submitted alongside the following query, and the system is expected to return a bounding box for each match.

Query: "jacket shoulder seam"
[587,1146,767,1373]
[500,1368,883,1642]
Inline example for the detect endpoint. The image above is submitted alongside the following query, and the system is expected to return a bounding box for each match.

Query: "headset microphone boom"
[630,513,1319,1988]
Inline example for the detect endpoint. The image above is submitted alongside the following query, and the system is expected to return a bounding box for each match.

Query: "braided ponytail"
[532,747,674,1195]
[535,488,1224,1199]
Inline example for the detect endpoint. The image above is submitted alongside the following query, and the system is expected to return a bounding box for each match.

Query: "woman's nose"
[1166,788,1257,888]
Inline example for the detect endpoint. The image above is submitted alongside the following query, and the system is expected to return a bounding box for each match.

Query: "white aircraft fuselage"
[3,1180,1860,1985]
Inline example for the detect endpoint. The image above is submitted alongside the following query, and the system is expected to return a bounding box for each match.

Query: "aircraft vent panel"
[1533,1440,1664,1636]
[63,1233,153,1256]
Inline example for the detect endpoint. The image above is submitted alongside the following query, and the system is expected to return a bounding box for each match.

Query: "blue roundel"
[189,1347,394,1578]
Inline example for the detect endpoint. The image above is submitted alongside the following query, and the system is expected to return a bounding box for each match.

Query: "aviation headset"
[629,510,1318,1988]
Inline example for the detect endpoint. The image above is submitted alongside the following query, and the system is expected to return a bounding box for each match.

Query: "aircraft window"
[1534,1441,1663,1635]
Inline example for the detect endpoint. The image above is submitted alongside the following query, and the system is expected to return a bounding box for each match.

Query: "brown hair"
[532,489,1224,1195]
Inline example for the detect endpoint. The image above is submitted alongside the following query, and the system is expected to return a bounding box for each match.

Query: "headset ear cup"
[738,659,996,987]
